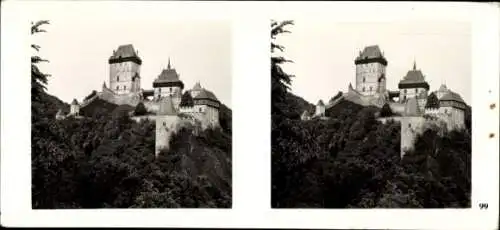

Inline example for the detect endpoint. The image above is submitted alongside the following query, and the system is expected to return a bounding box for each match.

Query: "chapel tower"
[108,44,142,95]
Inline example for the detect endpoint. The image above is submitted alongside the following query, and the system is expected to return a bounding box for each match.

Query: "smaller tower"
[70,99,80,116]
[155,96,180,157]
[315,100,325,117]
[152,58,184,109]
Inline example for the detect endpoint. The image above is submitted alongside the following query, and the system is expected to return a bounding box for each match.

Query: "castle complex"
[301,45,468,157]
[57,44,222,156]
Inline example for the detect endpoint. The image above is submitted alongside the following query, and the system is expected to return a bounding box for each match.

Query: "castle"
[301,45,468,157]
[57,44,222,156]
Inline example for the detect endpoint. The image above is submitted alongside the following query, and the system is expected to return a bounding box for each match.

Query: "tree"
[379,103,393,117]
[271,20,295,116]
[180,91,194,107]
[425,92,439,109]
[31,20,51,104]
[134,102,147,116]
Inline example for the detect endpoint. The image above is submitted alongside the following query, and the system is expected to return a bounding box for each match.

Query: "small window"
[363,77,366,83]
[369,86,372,92]
[116,86,119,90]
[362,87,365,92]
[163,122,166,126]
[404,89,407,93]
[444,109,448,113]
[159,88,161,93]
[403,96,407,101]
[124,86,126,90]
[415,88,418,93]
[117,76,119,81]
[408,124,412,128]
[170,88,172,93]
[199,108,202,112]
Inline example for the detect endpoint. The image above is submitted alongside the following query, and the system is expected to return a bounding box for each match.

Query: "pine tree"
[425,92,439,109]
[271,20,295,116]
[31,20,51,104]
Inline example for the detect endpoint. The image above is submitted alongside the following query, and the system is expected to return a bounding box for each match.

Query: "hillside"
[272,91,471,208]
[31,91,232,208]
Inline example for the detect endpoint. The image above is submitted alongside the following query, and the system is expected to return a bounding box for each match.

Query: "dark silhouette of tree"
[180,91,194,107]
[425,92,440,109]
[31,20,50,104]
[134,102,147,116]
[379,103,393,117]
[271,20,295,117]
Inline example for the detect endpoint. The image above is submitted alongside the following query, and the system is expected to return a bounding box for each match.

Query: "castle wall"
[109,61,141,95]
[400,116,426,157]
[439,106,465,130]
[155,115,181,156]
[356,62,386,96]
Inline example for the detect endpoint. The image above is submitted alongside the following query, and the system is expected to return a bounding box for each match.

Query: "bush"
[379,103,393,117]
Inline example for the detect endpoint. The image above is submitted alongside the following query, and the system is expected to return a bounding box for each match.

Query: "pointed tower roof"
[153,59,184,89]
[102,81,107,89]
[413,59,417,70]
[193,81,202,90]
[398,61,429,90]
[438,84,448,92]
[158,96,178,115]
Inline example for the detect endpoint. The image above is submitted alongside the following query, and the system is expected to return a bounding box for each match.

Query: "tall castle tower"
[354,45,388,96]
[108,44,142,95]
[153,58,184,109]
[155,96,180,157]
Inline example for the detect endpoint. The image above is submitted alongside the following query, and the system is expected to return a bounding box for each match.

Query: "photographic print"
[271,19,472,208]
[30,10,232,208]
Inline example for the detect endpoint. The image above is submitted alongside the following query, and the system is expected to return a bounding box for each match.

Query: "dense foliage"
[379,103,393,117]
[31,20,232,208]
[271,20,471,208]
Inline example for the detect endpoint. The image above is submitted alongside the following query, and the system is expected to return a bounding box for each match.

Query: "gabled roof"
[158,96,177,115]
[110,44,139,59]
[109,44,142,64]
[301,110,310,117]
[356,45,384,60]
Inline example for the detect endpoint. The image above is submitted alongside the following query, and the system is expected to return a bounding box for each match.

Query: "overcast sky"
[274,20,471,105]
[32,5,232,107]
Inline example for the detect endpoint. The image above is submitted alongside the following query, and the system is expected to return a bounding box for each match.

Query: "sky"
[274,20,471,105]
[32,4,232,107]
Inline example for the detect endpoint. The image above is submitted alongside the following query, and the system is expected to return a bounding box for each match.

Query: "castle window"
[415,88,418,93]
[444,109,448,113]
[170,88,172,93]
[116,86,119,90]
[369,86,372,92]
[363,77,365,83]
[199,108,202,112]
[408,124,411,128]
[404,89,407,93]
[362,87,365,92]
[124,86,126,90]
[117,76,119,81]
[163,122,166,126]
